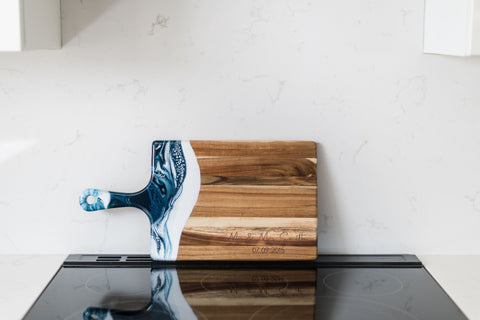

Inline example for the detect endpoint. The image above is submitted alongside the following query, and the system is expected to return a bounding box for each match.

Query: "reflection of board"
[179,268,316,319]
[81,267,317,320]
[178,141,318,260]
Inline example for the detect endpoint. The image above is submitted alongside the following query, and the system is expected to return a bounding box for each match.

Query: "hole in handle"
[86,195,95,205]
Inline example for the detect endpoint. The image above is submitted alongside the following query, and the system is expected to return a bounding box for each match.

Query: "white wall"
[1,0,480,255]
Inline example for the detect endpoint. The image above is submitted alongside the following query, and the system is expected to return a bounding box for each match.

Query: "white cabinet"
[424,0,480,56]
[0,0,61,51]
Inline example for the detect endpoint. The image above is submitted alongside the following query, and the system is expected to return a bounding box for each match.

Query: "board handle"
[79,188,134,212]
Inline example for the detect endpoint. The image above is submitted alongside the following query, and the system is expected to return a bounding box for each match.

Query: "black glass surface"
[23,256,467,320]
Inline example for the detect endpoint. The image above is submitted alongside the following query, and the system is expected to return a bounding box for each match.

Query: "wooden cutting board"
[179,141,317,260]
[80,140,317,261]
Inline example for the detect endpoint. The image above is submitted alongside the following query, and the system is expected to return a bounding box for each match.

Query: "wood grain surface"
[177,141,318,261]
[190,140,316,157]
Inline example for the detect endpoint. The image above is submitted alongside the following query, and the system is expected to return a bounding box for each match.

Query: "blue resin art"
[79,141,201,261]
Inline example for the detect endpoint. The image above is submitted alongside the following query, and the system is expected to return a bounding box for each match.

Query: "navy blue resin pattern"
[79,141,200,261]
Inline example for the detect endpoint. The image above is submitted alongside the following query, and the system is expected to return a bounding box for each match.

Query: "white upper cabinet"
[0,0,61,51]
[424,0,480,56]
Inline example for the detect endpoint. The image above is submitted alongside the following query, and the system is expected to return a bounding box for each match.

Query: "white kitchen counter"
[0,255,478,319]
[419,255,480,320]
[0,255,67,319]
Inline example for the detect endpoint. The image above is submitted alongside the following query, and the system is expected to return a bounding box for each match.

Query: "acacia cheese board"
[79,141,317,261]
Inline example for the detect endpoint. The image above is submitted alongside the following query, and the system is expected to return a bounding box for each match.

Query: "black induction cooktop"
[23,255,467,320]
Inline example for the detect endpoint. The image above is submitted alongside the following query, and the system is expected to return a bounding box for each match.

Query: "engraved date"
[251,247,285,254]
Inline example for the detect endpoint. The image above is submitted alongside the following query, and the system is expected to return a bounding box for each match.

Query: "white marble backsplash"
[1,0,480,255]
